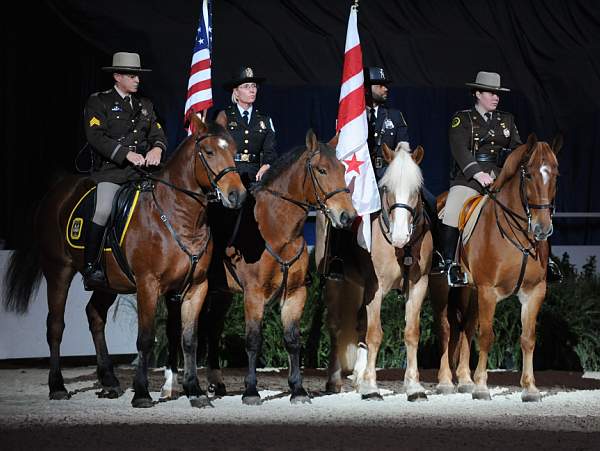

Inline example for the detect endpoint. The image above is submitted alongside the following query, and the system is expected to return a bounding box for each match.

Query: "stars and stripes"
[184,0,213,122]
[336,3,380,251]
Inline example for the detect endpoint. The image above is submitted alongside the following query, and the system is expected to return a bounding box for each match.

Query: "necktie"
[369,108,376,127]
[484,112,492,122]
[243,110,249,125]
[124,95,132,111]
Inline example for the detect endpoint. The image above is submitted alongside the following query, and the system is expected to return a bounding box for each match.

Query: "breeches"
[442,185,479,228]
[92,182,120,226]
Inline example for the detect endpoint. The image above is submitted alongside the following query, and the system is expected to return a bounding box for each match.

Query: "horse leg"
[281,285,311,404]
[404,275,428,402]
[242,292,266,405]
[181,281,212,408]
[325,279,345,393]
[160,294,182,401]
[204,290,232,397]
[456,289,477,393]
[85,291,123,398]
[358,288,384,400]
[430,278,454,394]
[472,286,498,400]
[131,280,159,408]
[518,284,545,402]
[351,300,369,392]
[45,264,76,400]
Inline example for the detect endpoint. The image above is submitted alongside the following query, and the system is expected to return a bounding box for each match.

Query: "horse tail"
[3,243,42,314]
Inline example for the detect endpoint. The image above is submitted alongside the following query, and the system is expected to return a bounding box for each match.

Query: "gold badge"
[89,116,101,127]
[451,117,461,128]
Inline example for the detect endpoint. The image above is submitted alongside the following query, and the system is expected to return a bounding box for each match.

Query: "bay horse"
[3,115,246,408]
[430,133,560,402]
[316,143,433,401]
[162,130,357,405]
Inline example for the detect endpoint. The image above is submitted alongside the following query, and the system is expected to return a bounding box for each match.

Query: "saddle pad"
[460,195,488,245]
[66,185,141,251]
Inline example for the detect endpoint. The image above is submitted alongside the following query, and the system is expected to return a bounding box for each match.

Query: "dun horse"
[316,143,432,401]
[3,115,246,408]
[430,134,560,402]
[162,130,356,405]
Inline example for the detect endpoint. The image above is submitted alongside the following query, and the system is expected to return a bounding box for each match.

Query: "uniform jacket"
[448,108,521,191]
[84,87,167,183]
[367,106,410,180]
[220,105,276,186]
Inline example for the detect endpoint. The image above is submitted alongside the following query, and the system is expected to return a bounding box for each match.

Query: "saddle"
[458,194,488,244]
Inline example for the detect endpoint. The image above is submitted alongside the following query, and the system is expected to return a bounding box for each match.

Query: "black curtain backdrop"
[2,0,600,248]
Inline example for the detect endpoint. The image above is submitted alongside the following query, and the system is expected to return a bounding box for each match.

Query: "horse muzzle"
[329,209,357,230]
[532,221,553,241]
[221,188,247,209]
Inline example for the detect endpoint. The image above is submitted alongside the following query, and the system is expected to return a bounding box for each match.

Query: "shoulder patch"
[89,116,101,127]
[451,117,461,128]
[156,122,161,129]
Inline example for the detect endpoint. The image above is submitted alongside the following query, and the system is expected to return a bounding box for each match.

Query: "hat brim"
[223,76,266,91]
[102,66,152,73]
[465,82,510,92]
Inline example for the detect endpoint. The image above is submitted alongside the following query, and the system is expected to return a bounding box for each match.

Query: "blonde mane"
[378,145,423,196]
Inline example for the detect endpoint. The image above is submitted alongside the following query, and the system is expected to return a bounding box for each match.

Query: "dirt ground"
[1,366,599,450]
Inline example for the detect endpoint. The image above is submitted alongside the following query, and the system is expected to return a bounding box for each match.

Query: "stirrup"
[447,262,468,287]
[82,264,107,291]
[430,250,446,275]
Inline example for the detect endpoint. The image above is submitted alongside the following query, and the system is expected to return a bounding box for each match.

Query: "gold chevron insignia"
[89,116,101,127]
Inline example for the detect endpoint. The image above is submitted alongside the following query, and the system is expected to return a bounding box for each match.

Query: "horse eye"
[317,167,327,175]
[525,172,533,180]
[203,147,214,156]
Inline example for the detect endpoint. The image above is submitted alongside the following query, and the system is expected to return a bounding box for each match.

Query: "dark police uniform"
[221,105,276,186]
[84,87,167,184]
[368,105,410,180]
[449,108,521,192]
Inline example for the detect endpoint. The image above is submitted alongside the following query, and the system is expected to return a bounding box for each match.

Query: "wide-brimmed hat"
[364,66,392,85]
[102,52,151,73]
[465,71,509,92]
[223,66,266,91]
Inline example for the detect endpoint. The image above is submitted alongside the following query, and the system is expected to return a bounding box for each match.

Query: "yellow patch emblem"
[89,116,101,127]
[156,122,162,129]
[451,117,461,128]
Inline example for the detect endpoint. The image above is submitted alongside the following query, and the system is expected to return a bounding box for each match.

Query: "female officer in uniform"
[83,52,166,290]
[441,71,521,286]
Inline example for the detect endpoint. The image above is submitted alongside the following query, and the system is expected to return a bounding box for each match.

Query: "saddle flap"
[458,195,484,232]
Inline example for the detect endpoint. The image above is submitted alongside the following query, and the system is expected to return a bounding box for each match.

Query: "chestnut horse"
[162,130,357,405]
[3,115,246,408]
[430,134,560,402]
[316,143,432,401]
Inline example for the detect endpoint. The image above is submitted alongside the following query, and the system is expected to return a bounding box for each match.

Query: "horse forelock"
[378,149,423,197]
[529,141,558,172]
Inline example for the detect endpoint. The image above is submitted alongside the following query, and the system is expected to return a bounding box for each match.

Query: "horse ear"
[382,143,394,163]
[551,133,563,155]
[327,132,339,149]
[411,145,424,165]
[215,110,228,129]
[187,111,208,136]
[305,129,319,152]
[524,133,538,159]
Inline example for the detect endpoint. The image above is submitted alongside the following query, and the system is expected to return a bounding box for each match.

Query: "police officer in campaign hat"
[82,51,167,290]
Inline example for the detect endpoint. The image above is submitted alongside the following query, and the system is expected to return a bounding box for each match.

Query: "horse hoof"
[361,392,383,401]
[208,383,227,398]
[242,395,262,406]
[522,390,542,403]
[325,383,342,394]
[190,395,214,408]
[436,384,455,395]
[49,390,71,400]
[290,395,312,405]
[407,391,428,402]
[472,388,491,401]
[457,383,475,394]
[131,397,154,408]
[96,386,124,399]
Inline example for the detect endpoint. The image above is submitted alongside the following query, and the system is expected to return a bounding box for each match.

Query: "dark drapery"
[2,0,600,247]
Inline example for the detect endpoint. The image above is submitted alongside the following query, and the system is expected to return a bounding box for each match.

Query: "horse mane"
[163,120,230,164]
[493,139,558,189]
[378,147,423,195]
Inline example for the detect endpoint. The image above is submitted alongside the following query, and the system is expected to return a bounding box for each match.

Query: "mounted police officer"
[82,52,167,290]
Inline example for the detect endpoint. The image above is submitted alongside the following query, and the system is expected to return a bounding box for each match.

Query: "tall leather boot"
[546,243,563,284]
[423,189,444,273]
[440,223,468,287]
[82,221,107,291]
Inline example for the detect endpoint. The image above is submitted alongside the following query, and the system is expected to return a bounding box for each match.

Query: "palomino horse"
[3,115,246,408]
[316,143,433,401]
[430,134,560,402]
[162,130,357,405]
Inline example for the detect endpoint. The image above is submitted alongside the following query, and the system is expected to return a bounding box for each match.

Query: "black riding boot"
[440,223,468,287]
[82,222,107,291]
[547,256,563,284]
[325,227,344,281]
[423,189,444,273]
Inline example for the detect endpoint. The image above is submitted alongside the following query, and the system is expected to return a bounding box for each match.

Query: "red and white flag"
[336,4,380,251]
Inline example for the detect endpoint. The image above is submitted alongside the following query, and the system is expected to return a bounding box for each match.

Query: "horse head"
[379,142,424,248]
[306,130,356,229]
[188,113,246,209]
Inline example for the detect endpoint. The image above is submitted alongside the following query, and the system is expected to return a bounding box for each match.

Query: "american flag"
[184,0,213,121]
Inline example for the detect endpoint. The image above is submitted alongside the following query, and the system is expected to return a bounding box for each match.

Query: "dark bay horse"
[3,115,246,408]
[430,134,560,402]
[162,130,356,405]
[316,143,433,401]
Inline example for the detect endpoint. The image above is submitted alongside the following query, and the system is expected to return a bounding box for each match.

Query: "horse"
[161,130,357,405]
[430,133,560,402]
[2,114,246,408]
[315,142,433,401]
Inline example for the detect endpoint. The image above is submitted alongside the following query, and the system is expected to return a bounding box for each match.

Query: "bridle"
[194,133,239,202]
[378,185,425,246]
